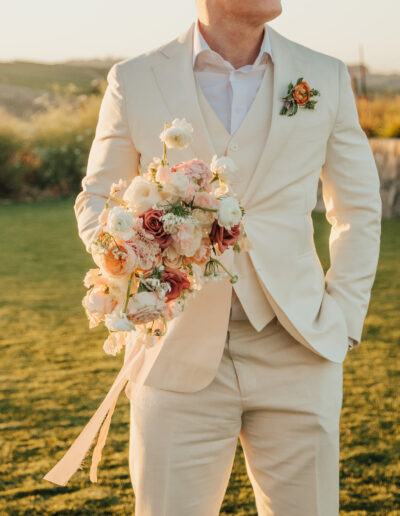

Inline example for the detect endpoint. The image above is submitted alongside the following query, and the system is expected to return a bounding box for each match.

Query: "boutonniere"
[280,77,320,116]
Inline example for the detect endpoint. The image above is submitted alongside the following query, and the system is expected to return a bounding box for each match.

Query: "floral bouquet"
[83,118,248,356]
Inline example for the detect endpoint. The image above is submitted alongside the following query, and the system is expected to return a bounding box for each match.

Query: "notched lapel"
[150,22,217,165]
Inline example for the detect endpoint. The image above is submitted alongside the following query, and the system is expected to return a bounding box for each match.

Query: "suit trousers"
[128,316,343,515]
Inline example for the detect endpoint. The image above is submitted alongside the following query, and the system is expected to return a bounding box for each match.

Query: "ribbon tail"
[43,342,145,486]
[89,394,118,483]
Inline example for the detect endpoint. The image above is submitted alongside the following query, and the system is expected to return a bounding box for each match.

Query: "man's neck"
[197,18,265,69]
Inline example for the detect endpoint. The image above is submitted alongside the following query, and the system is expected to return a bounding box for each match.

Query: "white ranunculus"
[170,172,190,196]
[123,176,163,215]
[217,197,242,230]
[105,206,135,240]
[159,118,193,149]
[105,311,135,332]
[210,155,240,184]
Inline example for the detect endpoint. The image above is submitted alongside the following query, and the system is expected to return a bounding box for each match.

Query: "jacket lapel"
[241,26,306,205]
[150,22,217,164]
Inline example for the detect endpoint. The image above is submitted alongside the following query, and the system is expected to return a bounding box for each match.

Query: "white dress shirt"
[192,19,273,135]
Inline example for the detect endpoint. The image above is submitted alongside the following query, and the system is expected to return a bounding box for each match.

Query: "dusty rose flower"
[210,220,241,253]
[293,81,311,106]
[162,267,191,301]
[140,208,173,249]
[172,159,213,189]
[82,287,116,328]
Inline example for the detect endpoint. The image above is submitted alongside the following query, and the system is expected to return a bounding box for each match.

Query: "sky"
[1,0,399,74]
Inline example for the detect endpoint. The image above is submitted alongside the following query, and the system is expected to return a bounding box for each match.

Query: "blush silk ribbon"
[43,337,153,486]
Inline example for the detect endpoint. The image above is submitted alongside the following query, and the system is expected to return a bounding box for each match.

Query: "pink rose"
[162,267,191,301]
[140,208,173,249]
[209,220,241,253]
[173,220,202,257]
[172,159,213,189]
[126,291,165,324]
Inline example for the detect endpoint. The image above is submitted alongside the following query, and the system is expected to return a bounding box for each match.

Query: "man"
[70,0,381,514]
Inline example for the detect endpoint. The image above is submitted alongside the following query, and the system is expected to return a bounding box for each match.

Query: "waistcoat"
[194,65,275,331]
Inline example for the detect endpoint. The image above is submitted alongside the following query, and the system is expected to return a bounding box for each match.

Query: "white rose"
[105,206,134,240]
[210,155,240,184]
[123,176,163,215]
[217,197,242,230]
[159,118,193,149]
[105,311,135,332]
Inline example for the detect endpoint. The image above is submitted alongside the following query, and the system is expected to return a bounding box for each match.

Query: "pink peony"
[172,159,213,189]
[173,220,202,257]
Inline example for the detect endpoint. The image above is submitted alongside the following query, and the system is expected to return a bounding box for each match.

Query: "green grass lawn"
[0,199,399,515]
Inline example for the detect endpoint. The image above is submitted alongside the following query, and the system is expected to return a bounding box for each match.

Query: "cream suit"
[74,22,381,389]
[63,20,382,513]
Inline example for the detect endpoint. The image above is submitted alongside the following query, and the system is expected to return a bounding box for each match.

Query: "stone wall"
[316,138,400,219]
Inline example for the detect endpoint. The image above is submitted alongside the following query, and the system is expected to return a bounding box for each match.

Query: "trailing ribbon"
[43,338,151,486]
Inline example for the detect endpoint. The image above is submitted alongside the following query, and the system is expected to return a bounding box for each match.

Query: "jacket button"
[230,143,239,151]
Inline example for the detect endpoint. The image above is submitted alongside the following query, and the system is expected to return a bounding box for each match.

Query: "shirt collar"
[192,18,273,69]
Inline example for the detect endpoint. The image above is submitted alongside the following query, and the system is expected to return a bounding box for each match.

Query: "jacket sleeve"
[321,59,382,345]
[74,62,140,253]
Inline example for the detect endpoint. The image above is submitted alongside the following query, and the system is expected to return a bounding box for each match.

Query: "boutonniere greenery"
[280,77,320,116]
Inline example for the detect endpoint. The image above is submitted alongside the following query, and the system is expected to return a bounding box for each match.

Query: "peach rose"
[293,81,310,106]
[95,243,138,277]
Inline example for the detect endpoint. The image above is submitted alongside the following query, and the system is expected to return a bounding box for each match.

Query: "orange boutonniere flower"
[280,77,320,116]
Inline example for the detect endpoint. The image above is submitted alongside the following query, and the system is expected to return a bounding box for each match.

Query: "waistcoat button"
[230,143,239,151]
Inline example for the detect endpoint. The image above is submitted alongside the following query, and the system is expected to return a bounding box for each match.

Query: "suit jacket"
[74,22,382,393]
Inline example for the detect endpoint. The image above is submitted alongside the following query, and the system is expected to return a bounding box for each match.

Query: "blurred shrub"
[356,95,400,138]
[0,82,104,200]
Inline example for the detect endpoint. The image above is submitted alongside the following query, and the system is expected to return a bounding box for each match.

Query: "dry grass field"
[0,199,399,515]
